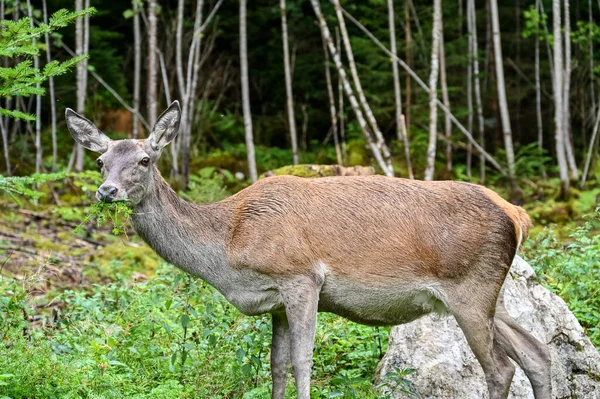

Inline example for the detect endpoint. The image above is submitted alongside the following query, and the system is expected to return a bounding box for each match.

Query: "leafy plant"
[0,172,65,203]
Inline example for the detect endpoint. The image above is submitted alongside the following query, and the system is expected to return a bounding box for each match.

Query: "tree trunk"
[27,0,42,174]
[133,0,141,139]
[553,0,569,195]
[388,0,403,143]
[43,0,57,171]
[147,0,158,127]
[535,0,545,179]
[562,0,578,179]
[401,114,414,179]
[439,31,452,178]
[74,0,86,172]
[281,0,299,165]
[336,28,346,165]
[310,0,389,175]
[581,99,600,187]
[589,0,596,115]
[332,0,393,176]
[424,0,441,181]
[490,0,516,181]
[240,0,257,182]
[321,30,342,165]
[404,0,411,135]
[467,0,485,183]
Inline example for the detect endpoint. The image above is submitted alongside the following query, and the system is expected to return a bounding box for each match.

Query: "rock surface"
[376,256,600,398]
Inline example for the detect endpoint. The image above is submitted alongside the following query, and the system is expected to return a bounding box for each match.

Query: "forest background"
[0,0,599,397]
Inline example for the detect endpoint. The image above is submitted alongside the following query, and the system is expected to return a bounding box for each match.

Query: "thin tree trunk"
[535,0,545,179]
[466,16,473,180]
[553,0,569,195]
[43,0,57,171]
[133,0,141,139]
[332,0,393,176]
[404,0,412,137]
[73,0,88,172]
[240,0,257,182]
[310,0,389,175]
[581,101,600,187]
[281,0,299,165]
[336,28,346,165]
[562,0,578,179]
[439,31,452,178]
[589,0,596,115]
[390,0,412,178]
[424,0,441,181]
[147,0,158,127]
[490,0,516,181]
[321,30,342,165]
[389,0,403,143]
[27,0,42,174]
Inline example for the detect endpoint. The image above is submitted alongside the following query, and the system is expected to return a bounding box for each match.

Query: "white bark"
[424,0,441,181]
[553,0,569,194]
[240,0,257,182]
[321,31,342,165]
[332,0,393,176]
[490,0,516,180]
[439,31,452,177]
[310,0,389,175]
[404,0,411,135]
[336,28,346,165]
[589,0,596,114]
[468,0,485,182]
[535,0,544,178]
[74,0,85,172]
[41,0,57,172]
[27,0,42,174]
[581,101,600,187]
[388,0,403,142]
[466,19,473,179]
[281,0,299,165]
[147,0,158,127]
[133,0,141,139]
[562,0,578,179]
[401,114,413,179]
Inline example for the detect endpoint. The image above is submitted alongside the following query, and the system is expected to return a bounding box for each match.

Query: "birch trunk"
[388,0,403,143]
[74,0,85,172]
[332,0,393,176]
[589,0,596,114]
[439,32,453,177]
[490,0,516,181]
[535,0,545,178]
[562,0,578,179]
[309,0,389,175]
[42,0,57,171]
[133,0,141,139]
[27,0,42,174]
[404,0,411,134]
[466,18,473,179]
[553,0,569,194]
[581,100,600,187]
[147,0,158,127]
[281,0,299,165]
[424,0,441,181]
[390,0,412,177]
[336,28,346,165]
[321,31,342,165]
[240,0,257,182]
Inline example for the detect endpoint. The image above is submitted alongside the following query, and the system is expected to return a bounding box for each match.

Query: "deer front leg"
[271,312,291,399]
[279,275,321,399]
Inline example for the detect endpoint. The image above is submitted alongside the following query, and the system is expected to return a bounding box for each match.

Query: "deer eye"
[140,157,150,166]
[96,158,104,168]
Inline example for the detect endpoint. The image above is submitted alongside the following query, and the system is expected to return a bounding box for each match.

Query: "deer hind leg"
[278,275,321,399]
[494,297,552,399]
[448,283,515,399]
[271,312,291,399]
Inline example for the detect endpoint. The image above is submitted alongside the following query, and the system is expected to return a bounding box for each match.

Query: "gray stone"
[376,256,600,399]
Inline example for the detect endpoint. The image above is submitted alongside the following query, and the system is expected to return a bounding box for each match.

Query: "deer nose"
[97,185,119,202]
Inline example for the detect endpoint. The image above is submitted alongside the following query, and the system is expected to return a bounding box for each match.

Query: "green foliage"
[0,6,95,120]
[524,208,600,346]
[0,172,65,203]
[77,200,133,236]
[180,167,233,204]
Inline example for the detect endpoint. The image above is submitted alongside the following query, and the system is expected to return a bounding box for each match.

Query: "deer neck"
[130,171,234,280]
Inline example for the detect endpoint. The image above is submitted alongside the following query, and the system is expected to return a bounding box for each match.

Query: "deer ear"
[65,108,111,154]
[147,101,181,155]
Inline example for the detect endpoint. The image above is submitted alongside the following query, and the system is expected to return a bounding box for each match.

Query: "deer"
[65,101,551,399]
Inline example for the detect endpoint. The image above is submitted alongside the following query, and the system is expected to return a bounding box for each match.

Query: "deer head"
[65,101,181,205]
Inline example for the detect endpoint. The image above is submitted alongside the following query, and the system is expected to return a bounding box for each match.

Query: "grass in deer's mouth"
[76,200,133,236]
